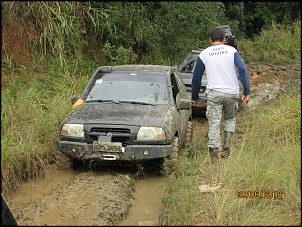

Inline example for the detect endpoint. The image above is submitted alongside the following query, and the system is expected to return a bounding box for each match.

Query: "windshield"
[86,74,169,105]
[218,26,232,36]
[179,54,199,73]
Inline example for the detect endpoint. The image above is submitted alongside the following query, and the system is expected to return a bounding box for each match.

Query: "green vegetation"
[240,21,301,64]
[1,1,301,225]
[1,62,90,192]
[1,2,300,67]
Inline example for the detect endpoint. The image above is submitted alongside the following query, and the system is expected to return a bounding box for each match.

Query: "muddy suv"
[217,25,237,49]
[57,65,192,168]
[179,49,208,117]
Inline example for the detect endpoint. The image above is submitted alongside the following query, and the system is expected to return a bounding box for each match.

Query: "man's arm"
[234,52,250,95]
[234,52,250,103]
[191,57,205,102]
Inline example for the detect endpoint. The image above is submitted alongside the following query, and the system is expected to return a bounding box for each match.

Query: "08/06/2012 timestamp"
[236,190,283,199]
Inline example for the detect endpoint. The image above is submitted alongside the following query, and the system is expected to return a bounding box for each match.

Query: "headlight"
[61,124,84,138]
[137,127,166,140]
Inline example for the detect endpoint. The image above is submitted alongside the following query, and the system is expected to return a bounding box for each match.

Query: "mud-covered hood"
[63,102,169,126]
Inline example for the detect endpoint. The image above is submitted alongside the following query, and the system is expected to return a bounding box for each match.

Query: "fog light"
[143,150,149,155]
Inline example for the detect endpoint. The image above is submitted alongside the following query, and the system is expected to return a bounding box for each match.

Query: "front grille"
[87,127,132,146]
[91,128,130,133]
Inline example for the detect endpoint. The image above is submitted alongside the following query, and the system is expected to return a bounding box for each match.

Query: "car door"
[170,71,191,144]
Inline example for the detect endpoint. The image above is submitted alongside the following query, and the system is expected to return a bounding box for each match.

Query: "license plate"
[92,141,123,152]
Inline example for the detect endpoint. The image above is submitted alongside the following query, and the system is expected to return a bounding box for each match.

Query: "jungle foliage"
[1,1,300,67]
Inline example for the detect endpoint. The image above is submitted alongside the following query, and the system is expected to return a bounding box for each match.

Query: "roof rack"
[191,48,204,54]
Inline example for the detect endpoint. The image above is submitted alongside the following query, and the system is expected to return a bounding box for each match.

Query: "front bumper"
[58,141,172,162]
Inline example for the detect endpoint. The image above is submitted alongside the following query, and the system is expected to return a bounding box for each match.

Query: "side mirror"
[70,95,80,105]
[176,93,191,110]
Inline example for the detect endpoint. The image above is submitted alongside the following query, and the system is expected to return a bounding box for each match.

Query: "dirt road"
[6,157,170,226]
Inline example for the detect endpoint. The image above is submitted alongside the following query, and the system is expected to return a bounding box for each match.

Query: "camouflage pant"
[206,90,239,148]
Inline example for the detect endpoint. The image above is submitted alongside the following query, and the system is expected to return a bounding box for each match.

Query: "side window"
[170,73,179,102]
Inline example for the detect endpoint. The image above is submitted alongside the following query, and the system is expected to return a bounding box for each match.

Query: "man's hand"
[242,95,250,104]
[192,100,199,106]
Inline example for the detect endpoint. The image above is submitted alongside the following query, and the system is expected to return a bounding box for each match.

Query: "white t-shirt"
[199,44,239,94]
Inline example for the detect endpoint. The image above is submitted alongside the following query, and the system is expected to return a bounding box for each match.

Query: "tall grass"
[239,20,301,65]
[1,60,90,195]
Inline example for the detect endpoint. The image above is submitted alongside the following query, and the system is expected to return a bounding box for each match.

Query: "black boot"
[208,147,218,159]
[222,131,233,158]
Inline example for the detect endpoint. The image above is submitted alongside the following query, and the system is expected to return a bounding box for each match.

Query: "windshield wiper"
[119,100,155,106]
[86,99,120,104]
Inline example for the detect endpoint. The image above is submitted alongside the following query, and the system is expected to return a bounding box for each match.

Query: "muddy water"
[7,165,84,225]
[118,174,167,226]
[7,162,167,226]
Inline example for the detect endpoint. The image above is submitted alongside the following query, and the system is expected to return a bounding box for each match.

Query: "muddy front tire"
[184,120,193,148]
[160,136,180,175]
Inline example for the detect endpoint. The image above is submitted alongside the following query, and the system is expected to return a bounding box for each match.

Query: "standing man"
[191,27,250,159]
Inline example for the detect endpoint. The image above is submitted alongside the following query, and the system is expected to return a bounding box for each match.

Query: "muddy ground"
[5,64,301,226]
[9,169,135,226]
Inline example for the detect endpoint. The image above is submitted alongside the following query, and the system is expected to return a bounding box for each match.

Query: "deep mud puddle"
[7,163,167,226]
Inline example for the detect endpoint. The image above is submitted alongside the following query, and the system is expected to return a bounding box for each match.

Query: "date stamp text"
[236,190,283,199]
